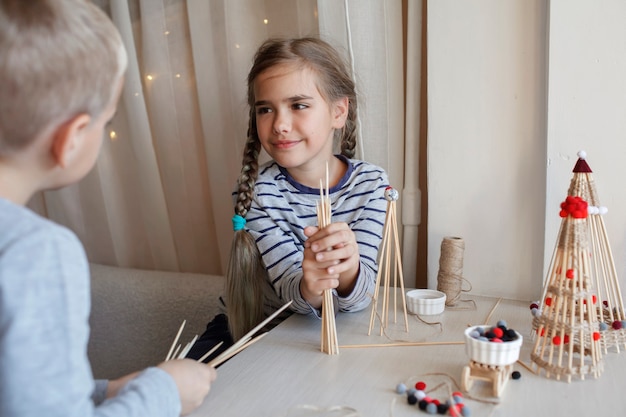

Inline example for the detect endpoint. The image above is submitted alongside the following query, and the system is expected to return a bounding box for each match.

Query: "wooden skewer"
[483,297,502,325]
[208,301,293,366]
[197,341,224,363]
[165,319,186,361]
[178,334,198,359]
[340,341,464,349]
[208,333,268,367]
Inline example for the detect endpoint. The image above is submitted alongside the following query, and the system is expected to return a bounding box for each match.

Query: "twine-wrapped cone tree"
[565,151,626,353]
[531,192,604,381]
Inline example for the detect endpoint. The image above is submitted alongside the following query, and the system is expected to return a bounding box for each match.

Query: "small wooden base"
[461,360,512,398]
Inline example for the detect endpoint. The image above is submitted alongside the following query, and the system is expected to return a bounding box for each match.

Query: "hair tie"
[232,214,246,231]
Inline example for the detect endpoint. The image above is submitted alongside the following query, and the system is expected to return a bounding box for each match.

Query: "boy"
[0,1,216,416]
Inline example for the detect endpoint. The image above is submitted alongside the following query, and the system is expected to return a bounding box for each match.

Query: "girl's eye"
[292,103,308,110]
[256,107,272,115]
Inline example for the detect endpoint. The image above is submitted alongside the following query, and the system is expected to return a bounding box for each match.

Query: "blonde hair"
[0,0,127,155]
[227,37,358,341]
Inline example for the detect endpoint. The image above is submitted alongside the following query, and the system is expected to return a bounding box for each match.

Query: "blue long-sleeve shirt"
[0,197,181,417]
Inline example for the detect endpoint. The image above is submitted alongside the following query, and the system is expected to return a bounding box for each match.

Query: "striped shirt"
[241,155,389,315]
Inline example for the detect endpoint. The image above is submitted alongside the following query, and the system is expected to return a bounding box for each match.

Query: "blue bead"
[497,319,507,328]
[453,394,463,404]
[395,383,406,394]
[461,405,471,416]
[469,330,480,339]
[621,320,626,329]
[599,322,608,331]
[407,388,417,397]
[426,402,438,414]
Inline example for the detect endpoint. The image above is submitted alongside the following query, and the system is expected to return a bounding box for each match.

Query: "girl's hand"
[300,223,360,308]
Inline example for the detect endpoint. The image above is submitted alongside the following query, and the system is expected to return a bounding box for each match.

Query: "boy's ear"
[51,114,91,168]
[331,97,350,128]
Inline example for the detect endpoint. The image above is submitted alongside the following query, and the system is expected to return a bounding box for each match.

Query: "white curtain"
[30,0,422,286]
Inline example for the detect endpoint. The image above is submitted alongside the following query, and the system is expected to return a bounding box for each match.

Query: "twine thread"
[436,237,469,306]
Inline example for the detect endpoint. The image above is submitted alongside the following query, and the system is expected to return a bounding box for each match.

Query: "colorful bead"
[613,321,623,330]
[415,381,427,391]
[407,394,418,405]
[396,383,407,394]
[593,332,601,341]
[511,371,521,380]
[425,402,438,414]
[566,269,574,279]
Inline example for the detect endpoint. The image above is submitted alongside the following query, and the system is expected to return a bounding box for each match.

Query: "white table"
[190,293,626,416]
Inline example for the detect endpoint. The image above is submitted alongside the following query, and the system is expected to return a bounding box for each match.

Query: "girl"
[188,37,389,360]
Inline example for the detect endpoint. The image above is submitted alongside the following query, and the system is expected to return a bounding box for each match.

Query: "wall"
[428,0,626,301]
[428,1,548,301]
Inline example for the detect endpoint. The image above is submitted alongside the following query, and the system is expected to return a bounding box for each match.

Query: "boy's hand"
[301,223,360,307]
[158,359,217,415]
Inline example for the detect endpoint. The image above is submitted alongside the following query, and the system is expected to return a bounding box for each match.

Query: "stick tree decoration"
[317,165,339,355]
[565,151,626,353]
[368,186,409,336]
[530,191,604,382]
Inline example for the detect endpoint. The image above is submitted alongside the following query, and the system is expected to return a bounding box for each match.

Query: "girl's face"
[253,63,348,187]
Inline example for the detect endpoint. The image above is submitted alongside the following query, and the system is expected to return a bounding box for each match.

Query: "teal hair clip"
[232,214,246,231]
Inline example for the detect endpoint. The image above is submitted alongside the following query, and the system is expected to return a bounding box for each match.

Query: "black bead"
[511,371,521,380]
[437,403,449,414]
[418,399,428,410]
[407,394,418,405]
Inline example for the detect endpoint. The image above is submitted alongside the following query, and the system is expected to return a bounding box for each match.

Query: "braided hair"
[226,37,359,341]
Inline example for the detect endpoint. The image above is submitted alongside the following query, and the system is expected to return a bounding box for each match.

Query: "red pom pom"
[492,327,504,338]
[491,338,503,343]
[552,335,561,345]
[613,321,622,330]
[540,328,546,336]
[564,334,570,344]
[593,332,601,341]
[415,381,426,391]
[592,295,597,304]
[530,303,539,310]
[545,297,552,306]
[566,269,574,279]
[559,210,568,218]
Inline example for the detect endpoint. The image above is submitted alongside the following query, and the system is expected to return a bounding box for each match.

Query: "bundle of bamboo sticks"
[165,301,293,367]
[317,165,339,355]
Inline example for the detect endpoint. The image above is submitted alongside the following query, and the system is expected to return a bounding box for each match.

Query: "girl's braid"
[235,115,261,217]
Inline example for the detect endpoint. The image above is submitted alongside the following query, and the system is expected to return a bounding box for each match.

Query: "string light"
[164,30,170,35]
[109,130,117,141]
[146,74,153,81]
[263,19,268,24]
[175,73,181,78]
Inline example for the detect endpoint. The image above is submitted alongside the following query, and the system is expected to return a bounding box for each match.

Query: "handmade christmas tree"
[566,151,626,353]
[530,192,604,381]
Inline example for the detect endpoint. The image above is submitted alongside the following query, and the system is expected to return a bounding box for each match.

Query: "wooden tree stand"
[368,187,409,336]
[461,360,513,398]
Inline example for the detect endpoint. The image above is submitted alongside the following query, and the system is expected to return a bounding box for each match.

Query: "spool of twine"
[436,236,465,306]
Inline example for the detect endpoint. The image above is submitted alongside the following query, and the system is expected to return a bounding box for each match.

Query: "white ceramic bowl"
[464,325,523,366]
[405,289,446,315]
